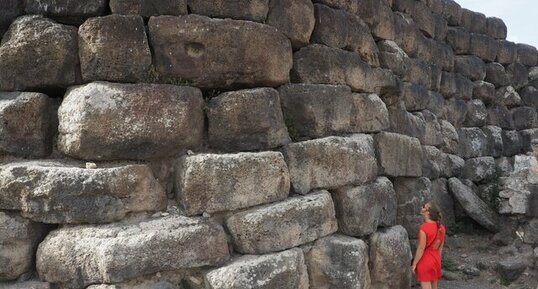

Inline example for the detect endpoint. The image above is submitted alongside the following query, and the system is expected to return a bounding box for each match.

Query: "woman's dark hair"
[427,202,443,232]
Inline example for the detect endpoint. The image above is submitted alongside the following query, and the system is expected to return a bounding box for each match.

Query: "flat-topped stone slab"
[24,0,107,24]
[110,0,187,17]
[375,132,423,177]
[187,0,269,22]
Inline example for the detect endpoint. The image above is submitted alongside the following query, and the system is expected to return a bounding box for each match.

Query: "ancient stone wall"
[0,0,537,288]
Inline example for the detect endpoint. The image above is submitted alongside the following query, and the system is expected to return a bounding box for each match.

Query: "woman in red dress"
[411,202,446,289]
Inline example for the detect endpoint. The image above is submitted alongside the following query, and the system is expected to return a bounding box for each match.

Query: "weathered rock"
[457,127,489,159]
[0,281,51,289]
[426,90,445,118]
[175,152,289,216]
[473,81,496,104]
[420,110,443,146]
[205,249,308,289]
[470,33,498,62]
[0,0,23,36]
[79,15,151,83]
[529,66,538,87]
[393,177,433,235]
[0,212,47,281]
[311,4,379,66]
[486,17,507,39]
[497,260,527,282]
[414,35,454,71]
[499,155,538,215]
[375,132,423,177]
[0,16,78,91]
[306,235,371,289]
[378,40,410,78]
[226,191,338,254]
[441,0,462,26]
[460,9,486,34]
[446,27,470,55]
[496,86,521,108]
[463,99,487,127]
[431,178,456,226]
[109,0,188,17]
[463,157,496,183]
[516,43,538,67]
[149,15,292,89]
[496,40,518,64]
[523,219,538,244]
[37,216,229,287]
[448,178,500,232]
[350,93,390,133]
[440,120,459,154]
[278,84,352,138]
[502,130,523,156]
[496,157,514,177]
[401,82,429,112]
[440,72,474,100]
[487,104,514,129]
[388,108,426,140]
[511,106,538,130]
[58,82,204,160]
[485,62,510,87]
[24,0,107,24]
[454,55,486,81]
[422,145,442,179]
[482,126,504,157]
[207,88,290,151]
[0,161,167,223]
[442,98,468,128]
[187,0,269,21]
[332,177,397,236]
[519,128,538,153]
[443,154,465,178]
[0,92,52,157]
[506,63,529,89]
[520,86,538,110]
[266,0,314,50]
[369,225,412,289]
[393,0,436,38]
[283,135,377,194]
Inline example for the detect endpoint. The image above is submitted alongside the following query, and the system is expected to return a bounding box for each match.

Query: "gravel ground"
[438,280,508,289]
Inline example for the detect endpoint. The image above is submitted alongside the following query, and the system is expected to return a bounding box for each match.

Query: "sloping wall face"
[0,0,537,288]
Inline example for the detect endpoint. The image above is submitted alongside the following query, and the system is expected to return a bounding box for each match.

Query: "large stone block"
[520,86,538,110]
[148,15,291,89]
[0,212,47,281]
[486,17,507,39]
[426,90,445,118]
[375,132,423,177]
[79,15,151,82]
[311,4,379,67]
[457,127,488,158]
[332,177,397,236]
[207,88,290,151]
[393,177,433,235]
[446,27,470,55]
[482,125,504,157]
[502,130,523,157]
[0,16,78,91]
[496,86,521,108]
[441,0,462,26]
[463,99,487,127]
[282,135,377,194]
[0,92,52,157]
[0,281,51,289]
[401,82,429,112]
[0,0,23,36]
[487,104,514,129]
[473,81,496,105]
[226,191,338,254]
[306,235,371,289]
[441,98,468,128]
[422,145,443,179]
[470,33,498,62]
[187,0,269,21]
[278,84,353,138]
[463,157,496,183]
[499,156,538,215]
[512,106,538,130]
[58,82,204,160]
[439,120,459,154]
[24,0,107,24]
[369,225,412,289]
[414,35,454,71]
[496,40,517,64]
[175,152,290,216]
[485,62,510,87]
[431,178,456,226]
[266,0,314,50]
[205,249,308,289]
[351,93,390,133]
[516,43,538,66]
[109,0,187,17]
[454,55,486,81]
[0,161,167,223]
[506,63,529,89]
[420,110,443,146]
[37,216,229,287]
[388,108,426,140]
[440,72,474,100]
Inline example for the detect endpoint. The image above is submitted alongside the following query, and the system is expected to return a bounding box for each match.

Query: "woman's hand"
[411,263,416,273]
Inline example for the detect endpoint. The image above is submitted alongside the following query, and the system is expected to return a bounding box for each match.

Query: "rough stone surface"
[226,191,338,254]
[332,177,397,236]
[457,127,488,159]
[24,0,107,24]
[205,249,308,289]
[463,157,496,183]
[375,132,423,177]
[520,86,538,110]
[278,84,353,138]
[207,88,290,151]
[496,40,517,64]
[187,0,269,22]
[0,212,47,281]
[37,216,229,287]
[420,110,443,146]
[454,55,486,81]
[306,235,371,289]
[440,72,474,100]
[462,99,487,128]
[369,226,412,289]
[499,155,538,215]
[511,106,538,130]
[516,43,538,67]
[175,152,290,216]
[440,120,459,154]
[431,178,456,226]
[482,126,504,157]
[58,82,204,160]
[0,16,78,91]
[448,178,500,232]
[441,98,467,128]
[388,107,426,140]
[401,82,429,112]
[487,104,514,129]
[79,15,152,83]
[109,0,188,17]
[496,86,521,108]
[0,0,23,36]
[0,281,51,289]
[350,93,390,133]
[502,130,523,157]
[473,81,496,105]
[446,27,470,55]
[422,146,443,179]
[0,92,52,158]
[266,0,314,50]
[497,260,527,282]
[506,63,529,89]
[0,161,167,223]
[283,135,377,194]
[485,63,510,87]
[469,33,498,62]
[393,177,433,235]
[486,17,507,39]
[148,15,292,89]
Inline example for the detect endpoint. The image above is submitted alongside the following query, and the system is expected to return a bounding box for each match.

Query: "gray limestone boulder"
[457,127,488,158]
[278,84,353,139]
[496,260,527,282]
[109,0,188,17]
[311,4,379,67]
[454,55,486,81]
[393,177,433,235]
[332,177,397,236]
[306,235,371,289]
[148,15,291,89]
[0,161,167,223]
[431,178,456,227]
[482,126,504,157]
[473,81,496,105]
[207,88,290,151]
[441,0,462,25]
[401,82,429,112]
[460,9,486,34]
[442,97,468,128]
[58,82,204,160]
[506,63,529,89]
[350,93,390,133]
[37,215,229,287]
[420,110,443,146]
[282,135,377,194]
[463,157,496,183]
[448,178,500,232]
[496,86,521,108]
[388,108,426,140]
[440,72,474,100]
[463,99,487,127]
[422,145,443,179]
[187,0,269,22]
[487,104,514,129]
[0,0,23,36]
[499,155,538,215]
[87,281,180,289]
[79,15,152,82]
[520,86,538,110]
[266,0,314,50]
[0,92,53,157]
[369,225,412,289]
[496,40,518,65]
[426,91,445,118]
[446,27,470,54]
[485,62,510,87]
[0,281,51,289]
[469,33,498,62]
[175,152,290,216]
[0,16,78,91]
[511,106,538,130]
[502,130,523,156]
[24,0,107,24]
[375,132,423,177]
[225,191,338,254]
[0,212,47,281]
[486,17,507,40]
[516,43,538,67]
[205,249,308,289]
[439,120,459,154]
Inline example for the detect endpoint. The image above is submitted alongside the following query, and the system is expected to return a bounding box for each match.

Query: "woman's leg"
[432,280,439,289]
[420,282,433,289]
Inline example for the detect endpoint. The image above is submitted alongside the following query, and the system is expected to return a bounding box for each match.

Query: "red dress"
[416,222,446,282]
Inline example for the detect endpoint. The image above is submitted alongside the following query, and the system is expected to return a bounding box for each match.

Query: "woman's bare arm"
[411,230,427,272]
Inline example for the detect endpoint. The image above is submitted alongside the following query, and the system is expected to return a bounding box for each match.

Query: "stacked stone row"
[0,0,537,288]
